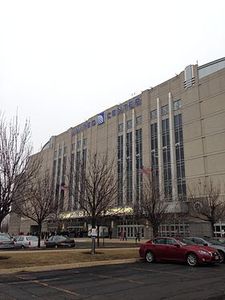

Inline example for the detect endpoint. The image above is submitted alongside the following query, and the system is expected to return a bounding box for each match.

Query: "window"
[150,109,157,119]
[58,147,62,157]
[54,150,57,158]
[71,143,75,152]
[184,65,195,88]
[150,123,159,188]
[173,99,181,111]
[117,135,123,206]
[136,129,143,202]
[154,238,166,245]
[161,105,168,116]
[83,138,87,147]
[136,115,142,125]
[77,140,81,149]
[166,238,178,245]
[162,118,172,200]
[118,123,123,132]
[127,120,132,130]
[126,132,132,203]
[64,146,67,155]
[174,114,186,200]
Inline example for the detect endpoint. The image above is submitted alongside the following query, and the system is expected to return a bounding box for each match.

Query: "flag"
[140,166,151,175]
[60,183,68,191]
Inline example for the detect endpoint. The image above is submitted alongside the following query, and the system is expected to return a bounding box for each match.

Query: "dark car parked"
[0,233,15,249]
[45,235,75,248]
[139,237,221,266]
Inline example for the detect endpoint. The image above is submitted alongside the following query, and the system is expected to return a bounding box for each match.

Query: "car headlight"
[198,250,211,256]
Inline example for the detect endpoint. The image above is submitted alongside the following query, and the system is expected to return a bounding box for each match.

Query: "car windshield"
[208,239,224,245]
[57,236,67,241]
[0,235,11,241]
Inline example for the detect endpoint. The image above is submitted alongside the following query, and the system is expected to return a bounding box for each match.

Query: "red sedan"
[139,237,221,266]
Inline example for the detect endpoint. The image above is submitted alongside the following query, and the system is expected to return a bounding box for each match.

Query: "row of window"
[118,99,181,133]
[118,116,142,132]
[150,114,186,201]
[54,100,181,159]
[150,99,182,119]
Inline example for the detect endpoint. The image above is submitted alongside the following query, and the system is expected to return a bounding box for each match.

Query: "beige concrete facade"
[9,57,225,238]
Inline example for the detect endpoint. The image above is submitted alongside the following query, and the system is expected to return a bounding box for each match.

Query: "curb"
[0,258,139,275]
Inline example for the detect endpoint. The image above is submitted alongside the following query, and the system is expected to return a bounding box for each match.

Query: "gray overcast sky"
[0,0,225,152]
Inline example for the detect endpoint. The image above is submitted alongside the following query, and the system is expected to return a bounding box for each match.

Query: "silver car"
[0,233,15,249]
[187,237,225,263]
[14,235,39,248]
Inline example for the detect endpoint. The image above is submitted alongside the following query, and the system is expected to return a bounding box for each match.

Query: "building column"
[157,98,164,198]
[132,109,136,205]
[122,113,126,206]
[168,92,178,201]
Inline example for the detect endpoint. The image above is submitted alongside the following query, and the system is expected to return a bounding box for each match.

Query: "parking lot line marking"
[32,280,80,297]
[132,267,194,279]
[89,272,144,285]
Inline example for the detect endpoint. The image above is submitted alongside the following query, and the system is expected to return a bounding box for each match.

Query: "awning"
[59,206,133,220]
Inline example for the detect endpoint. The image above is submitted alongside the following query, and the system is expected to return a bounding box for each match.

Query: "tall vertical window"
[55,158,61,206]
[162,119,172,200]
[68,154,75,211]
[174,114,186,199]
[136,129,143,203]
[151,123,159,187]
[60,156,67,210]
[82,149,87,169]
[117,135,123,206]
[52,160,57,206]
[126,132,132,204]
[74,151,81,210]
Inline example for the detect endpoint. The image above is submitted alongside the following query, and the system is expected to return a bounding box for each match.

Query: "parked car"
[0,233,15,249]
[186,237,225,263]
[139,237,221,266]
[45,235,75,248]
[14,235,39,248]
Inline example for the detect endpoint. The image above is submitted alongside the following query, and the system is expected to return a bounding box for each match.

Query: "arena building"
[9,57,225,238]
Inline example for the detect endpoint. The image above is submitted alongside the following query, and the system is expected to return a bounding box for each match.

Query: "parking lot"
[0,261,225,300]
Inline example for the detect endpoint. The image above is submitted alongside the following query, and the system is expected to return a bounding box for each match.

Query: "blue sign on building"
[97,112,105,125]
[72,97,142,135]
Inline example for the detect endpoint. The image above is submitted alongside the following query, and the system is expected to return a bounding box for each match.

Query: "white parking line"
[32,280,80,297]
[132,267,194,279]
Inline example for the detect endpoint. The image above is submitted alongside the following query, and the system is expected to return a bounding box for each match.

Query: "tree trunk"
[91,217,96,254]
[210,221,215,237]
[91,237,96,254]
[97,224,100,247]
[38,223,42,248]
[152,224,159,238]
[0,213,7,230]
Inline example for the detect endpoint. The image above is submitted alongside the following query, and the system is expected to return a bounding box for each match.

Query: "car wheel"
[218,251,225,263]
[145,251,154,263]
[187,253,198,266]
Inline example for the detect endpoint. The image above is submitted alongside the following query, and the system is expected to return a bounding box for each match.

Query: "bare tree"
[188,178,225,236]
[72,153,117,254]
[134,173,168,238]
[14,171,57,247]
[0,113,36,227]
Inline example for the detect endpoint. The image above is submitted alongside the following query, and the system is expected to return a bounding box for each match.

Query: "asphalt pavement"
[0,261,225,299]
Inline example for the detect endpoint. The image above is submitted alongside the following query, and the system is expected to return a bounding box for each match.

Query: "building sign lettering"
[72,97,141,135]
